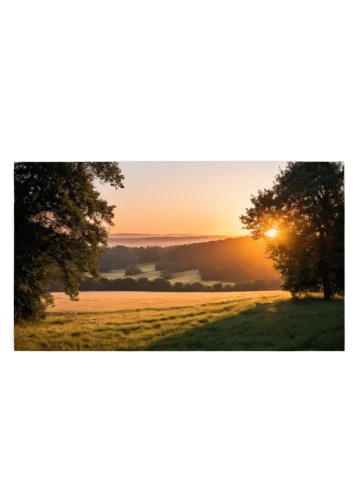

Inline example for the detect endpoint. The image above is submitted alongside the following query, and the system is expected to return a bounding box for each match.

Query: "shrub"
[160,269,173,280]
[125,264,143,276]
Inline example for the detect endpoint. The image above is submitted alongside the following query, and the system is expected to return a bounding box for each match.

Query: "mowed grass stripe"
[43,297,261,335]
[14,292,344,351]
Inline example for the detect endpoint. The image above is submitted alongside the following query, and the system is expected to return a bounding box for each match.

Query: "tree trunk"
[318,223,332,300]
[322,269,332,300]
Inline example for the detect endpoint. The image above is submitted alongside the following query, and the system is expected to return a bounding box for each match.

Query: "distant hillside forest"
[99,237,279,282]
[49,237,282,293]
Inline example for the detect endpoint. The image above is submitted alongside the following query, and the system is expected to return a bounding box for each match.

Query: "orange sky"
[97,162,286,235]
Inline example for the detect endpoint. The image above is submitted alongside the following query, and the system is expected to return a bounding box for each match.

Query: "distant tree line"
[160,237,278,281]
[100,237,279,283]
[99,246,164,272]
[49,277,282,293]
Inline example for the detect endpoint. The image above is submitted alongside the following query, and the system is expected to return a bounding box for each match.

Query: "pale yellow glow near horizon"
[96,162,287,236]
[265,228,278,238]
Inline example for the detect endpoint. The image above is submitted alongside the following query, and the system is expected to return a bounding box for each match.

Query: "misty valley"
[49,236,282,293]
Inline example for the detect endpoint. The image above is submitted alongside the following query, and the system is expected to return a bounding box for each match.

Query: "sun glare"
[265,228,277,238]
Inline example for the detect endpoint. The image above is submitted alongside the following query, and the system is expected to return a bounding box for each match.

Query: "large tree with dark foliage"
[240,162,344,300]
[14,162,124,322]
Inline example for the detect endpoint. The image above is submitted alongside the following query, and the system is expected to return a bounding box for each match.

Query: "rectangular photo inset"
[14,162,344,351]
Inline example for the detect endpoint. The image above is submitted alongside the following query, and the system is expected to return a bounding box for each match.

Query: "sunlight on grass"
[14,292,344,351]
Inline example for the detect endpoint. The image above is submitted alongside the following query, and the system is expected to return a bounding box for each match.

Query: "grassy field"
[99,263,235,285]
[48,290,275,312]
[14,291,344,351]
[99,263,161,280]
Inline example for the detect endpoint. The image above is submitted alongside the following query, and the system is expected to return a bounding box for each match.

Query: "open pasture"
[14,292,344,351]
[99,263,235,285]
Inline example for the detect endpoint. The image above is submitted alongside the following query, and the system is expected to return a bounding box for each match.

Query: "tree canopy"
[240,162,344,300]
[14,162,124,322]
[125,264,143,276]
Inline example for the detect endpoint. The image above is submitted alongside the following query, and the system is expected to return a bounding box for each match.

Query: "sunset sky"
[97,162,286,235]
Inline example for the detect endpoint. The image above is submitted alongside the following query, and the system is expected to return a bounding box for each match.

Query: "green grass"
[14,294,344,351]
[99,262,161,280]
[99,263,234,285]
[169,269,235,286]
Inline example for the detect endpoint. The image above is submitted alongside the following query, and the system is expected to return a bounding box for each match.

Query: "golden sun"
[265,228,277,238]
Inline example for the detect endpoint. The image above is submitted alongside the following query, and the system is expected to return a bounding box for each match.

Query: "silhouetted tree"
[240,162,344,300]
[14,162,124,322]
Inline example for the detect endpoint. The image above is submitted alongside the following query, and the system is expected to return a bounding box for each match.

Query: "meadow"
[99,263,235,285]
[14,291,344,351]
